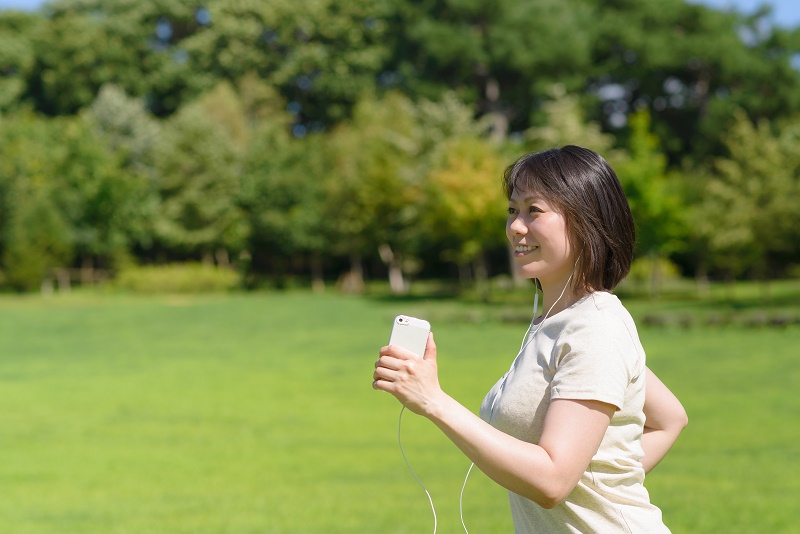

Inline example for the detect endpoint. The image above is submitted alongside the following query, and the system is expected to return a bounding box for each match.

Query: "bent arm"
[426,396,614,508]
[374,334,614,508]
[641,367,688,473]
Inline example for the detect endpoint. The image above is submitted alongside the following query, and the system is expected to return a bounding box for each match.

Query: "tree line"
[0,0,799,293]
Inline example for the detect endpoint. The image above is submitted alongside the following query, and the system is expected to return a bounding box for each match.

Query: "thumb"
[423,332,437,363]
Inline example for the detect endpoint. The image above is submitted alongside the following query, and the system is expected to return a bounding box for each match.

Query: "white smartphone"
[388,315,431,358]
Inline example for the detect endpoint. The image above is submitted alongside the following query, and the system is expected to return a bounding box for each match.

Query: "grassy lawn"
[0,285,798,532]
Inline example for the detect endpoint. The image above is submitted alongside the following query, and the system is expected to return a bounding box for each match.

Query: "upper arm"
[643,367,688,431]
[536,398,616,507]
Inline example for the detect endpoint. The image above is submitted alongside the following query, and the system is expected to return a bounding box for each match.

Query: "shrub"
[115,263,240,294]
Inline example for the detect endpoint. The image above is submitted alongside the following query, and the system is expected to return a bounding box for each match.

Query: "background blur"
[1,1,799,533]
[1,0,799,295]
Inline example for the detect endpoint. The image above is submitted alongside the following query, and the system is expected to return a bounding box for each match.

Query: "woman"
[373,145,687,532]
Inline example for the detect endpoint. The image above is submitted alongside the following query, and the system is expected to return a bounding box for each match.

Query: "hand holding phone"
[388,315,431,359]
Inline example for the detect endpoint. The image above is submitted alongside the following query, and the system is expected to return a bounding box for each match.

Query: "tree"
[587,0,800,162]
[384,0,596,137]
[2,182,73,291]
[239,90,331,290]
[0,11,40,112]
[524,85,617,155]
[692,110,800,285]
[326,91,422,293]
[47,116,150,280]
[84,85,162,260]
[425,136,506,299]
[0,114,73,290]
[177,0,392,128]
[38,0,206,116]
[151,82,247,262]
[613,110,687,295]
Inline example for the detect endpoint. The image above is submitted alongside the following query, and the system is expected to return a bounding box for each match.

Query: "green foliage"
[1,181,72,291]
[614,110,687,258]
[587,0,800,160]
[425,136,506,265]
[693,110,800,279]
[0,109,155,289]
[152,82,247,257]
[239,111,330,279]
[0,11,40,111]
[328,92,422,255]
[390,0,596,134]
[525,85,617,153]
[114,262,240,293]
[1,0,799,290]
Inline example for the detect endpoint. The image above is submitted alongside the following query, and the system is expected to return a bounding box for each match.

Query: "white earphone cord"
[460,264,578,532]
[399,258,579,534]
[398,405,437,534]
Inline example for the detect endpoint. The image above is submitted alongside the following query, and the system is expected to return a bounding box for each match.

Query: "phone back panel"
[389,316,431,358]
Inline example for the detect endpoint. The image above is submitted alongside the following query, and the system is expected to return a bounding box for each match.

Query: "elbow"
[538,495,564,510]
[522,483,571,510]
[677,406,689,431]
[538,489,569,510]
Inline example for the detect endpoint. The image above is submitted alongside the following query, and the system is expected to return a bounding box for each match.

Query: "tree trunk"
[695,261,710,299]
[474,252,490,302]
[458,262,471,288]
[310,252,325,294]
[215,248,230,268]
[337,252,364,294]
[648,253,661,299]
[81,257,94,286]
[56,268,71,292]
[379,243,407,294]
[485,77,509,141]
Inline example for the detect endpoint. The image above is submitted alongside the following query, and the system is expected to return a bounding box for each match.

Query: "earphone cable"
[460,263,579,533]
[398,405,437,534]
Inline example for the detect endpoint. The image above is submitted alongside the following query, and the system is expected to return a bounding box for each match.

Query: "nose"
[507,214,526,236]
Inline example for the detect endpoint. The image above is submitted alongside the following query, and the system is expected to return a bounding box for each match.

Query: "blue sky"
[1,0,799,28]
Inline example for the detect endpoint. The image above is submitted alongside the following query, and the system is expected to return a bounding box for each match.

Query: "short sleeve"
[549,314,640,410]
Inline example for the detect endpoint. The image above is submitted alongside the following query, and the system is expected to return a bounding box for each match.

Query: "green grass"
[0,287,798,532]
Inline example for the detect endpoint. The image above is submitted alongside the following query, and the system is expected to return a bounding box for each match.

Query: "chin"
[514,266,539,280]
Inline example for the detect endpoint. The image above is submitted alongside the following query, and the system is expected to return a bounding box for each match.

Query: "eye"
[507,206,518,215]
[529,205,543,214]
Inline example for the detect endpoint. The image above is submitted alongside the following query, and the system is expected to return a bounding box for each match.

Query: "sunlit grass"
[0,287,797,532]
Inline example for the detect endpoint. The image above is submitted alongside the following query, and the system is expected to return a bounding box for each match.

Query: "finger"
[423,332,437,363]
[375,355,402,371]
[380,344,419,361]
[373,366,398,383]
[373,378,393,392]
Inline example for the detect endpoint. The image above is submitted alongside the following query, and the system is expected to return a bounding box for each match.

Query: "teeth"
[515,245,537,252]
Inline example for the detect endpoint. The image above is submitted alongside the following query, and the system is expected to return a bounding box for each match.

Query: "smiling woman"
[374,145,688,533]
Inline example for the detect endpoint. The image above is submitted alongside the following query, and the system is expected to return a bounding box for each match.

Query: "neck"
[537,277,587,319]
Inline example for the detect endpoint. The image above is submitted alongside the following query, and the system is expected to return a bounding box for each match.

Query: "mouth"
[513,244,539,256]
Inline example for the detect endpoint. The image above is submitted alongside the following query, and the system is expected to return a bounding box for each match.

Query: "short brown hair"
[503,145,635,291]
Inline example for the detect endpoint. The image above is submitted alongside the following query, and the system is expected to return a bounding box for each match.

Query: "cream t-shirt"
[480,291,670,533]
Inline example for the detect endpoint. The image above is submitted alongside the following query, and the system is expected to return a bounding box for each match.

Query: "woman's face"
[506,189,576,285]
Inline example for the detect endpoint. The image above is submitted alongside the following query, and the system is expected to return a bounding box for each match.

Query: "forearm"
[425,394,564,507]
[374,337,611,508]
[641,367,688,474]
[641,425,683,473]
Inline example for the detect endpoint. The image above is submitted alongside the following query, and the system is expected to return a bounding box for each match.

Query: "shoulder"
[552,292,644,364]
[560,292,635,339]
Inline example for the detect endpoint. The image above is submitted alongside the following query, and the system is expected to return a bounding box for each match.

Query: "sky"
[0,0,799,28]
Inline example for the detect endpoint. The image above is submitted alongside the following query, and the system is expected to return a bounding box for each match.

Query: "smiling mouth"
[514,245,538,255]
